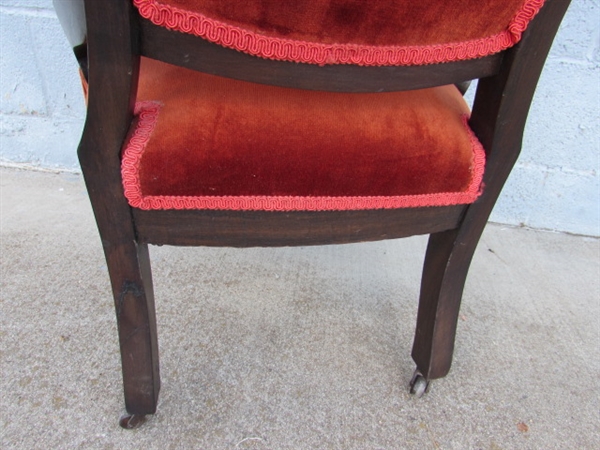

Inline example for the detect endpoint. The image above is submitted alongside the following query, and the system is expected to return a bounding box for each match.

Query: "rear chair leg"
[104,241,160,426]
[411,227,478,394]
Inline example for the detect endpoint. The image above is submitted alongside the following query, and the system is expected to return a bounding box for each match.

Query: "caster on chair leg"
[119,413,147,429]
[409,369,430,398]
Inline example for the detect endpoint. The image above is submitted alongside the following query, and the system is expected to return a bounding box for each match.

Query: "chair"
[63,0,570,428]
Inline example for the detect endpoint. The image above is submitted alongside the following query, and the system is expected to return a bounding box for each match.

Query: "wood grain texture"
[80,0,160,416]
[133,206,466,247]
[140,19,502,93]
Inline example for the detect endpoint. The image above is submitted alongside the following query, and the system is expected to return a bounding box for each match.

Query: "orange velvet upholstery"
[133,0,544,65]
[121,58,484,211]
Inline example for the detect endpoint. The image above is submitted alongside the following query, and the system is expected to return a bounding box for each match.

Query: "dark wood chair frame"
[77,0,570,427]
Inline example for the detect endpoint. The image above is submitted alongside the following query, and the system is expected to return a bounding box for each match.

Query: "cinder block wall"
[1,0,598,236]
[1,0,85,168]
[488,1,599,237]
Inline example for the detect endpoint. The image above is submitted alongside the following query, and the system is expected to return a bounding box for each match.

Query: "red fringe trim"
[133,0,544,66]
[121,102,485,211]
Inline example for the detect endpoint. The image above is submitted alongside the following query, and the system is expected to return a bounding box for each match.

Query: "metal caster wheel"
[119,413,146,429]
[409,370,430,398]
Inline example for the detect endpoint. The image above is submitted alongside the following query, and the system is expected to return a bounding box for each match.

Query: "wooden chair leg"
[411,227,477,383]
[104,240,160,419]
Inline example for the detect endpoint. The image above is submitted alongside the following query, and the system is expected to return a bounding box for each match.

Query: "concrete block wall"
[1,1,598,236]
[1,0,85,168]
[489,0,600,236]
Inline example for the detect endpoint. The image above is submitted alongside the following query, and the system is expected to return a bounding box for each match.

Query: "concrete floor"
[1,166,598,449]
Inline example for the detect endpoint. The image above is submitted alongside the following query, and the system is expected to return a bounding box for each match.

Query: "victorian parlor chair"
[55,0,570,428]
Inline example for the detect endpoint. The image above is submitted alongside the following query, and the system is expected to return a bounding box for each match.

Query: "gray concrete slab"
[1,167,598,449]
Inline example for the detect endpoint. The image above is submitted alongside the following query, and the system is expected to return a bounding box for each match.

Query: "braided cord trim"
[133,0,544,66]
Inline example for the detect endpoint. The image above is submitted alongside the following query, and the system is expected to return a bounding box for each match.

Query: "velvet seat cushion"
[121,57,484,211]
[133,0,545,66]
